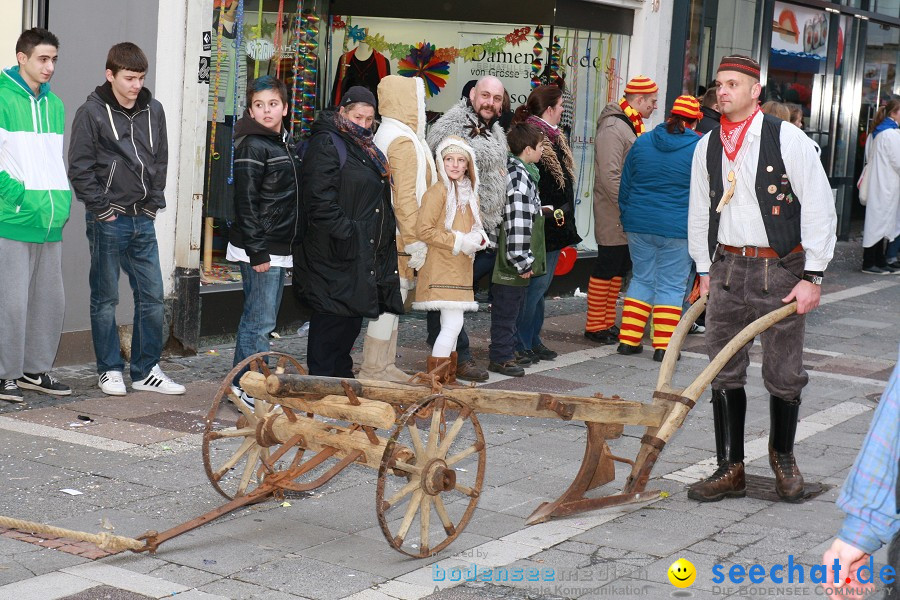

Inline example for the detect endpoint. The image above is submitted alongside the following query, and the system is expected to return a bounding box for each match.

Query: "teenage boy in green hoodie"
[0,28,72,402]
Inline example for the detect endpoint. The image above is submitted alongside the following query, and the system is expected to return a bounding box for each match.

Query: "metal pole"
[22,0,34,29]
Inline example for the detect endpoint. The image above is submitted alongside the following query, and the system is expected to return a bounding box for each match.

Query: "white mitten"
[454,231,480,257]
[461,230,485,257]
[405,241,428,270]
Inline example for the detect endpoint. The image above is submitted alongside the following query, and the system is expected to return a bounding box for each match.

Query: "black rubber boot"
[688,388,747,502]
[769,395,804,501]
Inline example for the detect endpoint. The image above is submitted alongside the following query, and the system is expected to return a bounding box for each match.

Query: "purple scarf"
[526,115,561,145]
[333,112,390,178]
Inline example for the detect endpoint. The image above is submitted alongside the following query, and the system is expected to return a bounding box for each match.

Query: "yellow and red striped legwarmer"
[586,276,622,332]
[651,305,683,350]
[618,297,651,346]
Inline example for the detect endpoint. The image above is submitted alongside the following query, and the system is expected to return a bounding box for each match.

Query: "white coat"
[863,125,900,248]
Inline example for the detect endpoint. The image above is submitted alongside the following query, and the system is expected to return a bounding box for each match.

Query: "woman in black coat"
[513,85,582,363]
[293,87,403,377]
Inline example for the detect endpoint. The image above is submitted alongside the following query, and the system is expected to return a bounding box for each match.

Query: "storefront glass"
[326,17,630,249]
[203,0,326,285]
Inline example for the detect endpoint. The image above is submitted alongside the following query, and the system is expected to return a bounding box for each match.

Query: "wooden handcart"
[0,299,797,558]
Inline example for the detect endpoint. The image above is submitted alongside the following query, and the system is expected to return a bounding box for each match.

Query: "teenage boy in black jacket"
[227,76,300,410]
[68,42,185,397]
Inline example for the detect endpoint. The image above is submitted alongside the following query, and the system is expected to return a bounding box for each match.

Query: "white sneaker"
[132,365,186,395]
[229,384,256,411]
[98,370,127,396]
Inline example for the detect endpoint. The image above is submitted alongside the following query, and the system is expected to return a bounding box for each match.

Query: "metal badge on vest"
[706,114,803,259]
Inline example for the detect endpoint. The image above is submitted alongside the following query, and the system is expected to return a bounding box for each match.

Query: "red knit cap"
[623,75,658,95]
[671,95,701,120]
[717,55,761,80]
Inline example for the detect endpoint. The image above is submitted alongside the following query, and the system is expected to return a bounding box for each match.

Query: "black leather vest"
[706,114,802,258]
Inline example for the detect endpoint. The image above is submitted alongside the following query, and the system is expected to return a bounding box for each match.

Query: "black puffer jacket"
[293,111,403,318]
[540,142,582,253]
[230,112,301,265]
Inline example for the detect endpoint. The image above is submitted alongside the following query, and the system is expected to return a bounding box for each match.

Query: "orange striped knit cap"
[671,95,701,120]
[623,75,658,95]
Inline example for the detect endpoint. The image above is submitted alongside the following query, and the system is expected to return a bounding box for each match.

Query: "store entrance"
[765,0,900,237]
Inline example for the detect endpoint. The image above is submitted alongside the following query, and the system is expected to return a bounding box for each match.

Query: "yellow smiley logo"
[668,558,696,588]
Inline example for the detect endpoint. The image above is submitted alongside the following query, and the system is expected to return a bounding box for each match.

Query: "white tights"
[365,288,408,340]
[433,309,464,358]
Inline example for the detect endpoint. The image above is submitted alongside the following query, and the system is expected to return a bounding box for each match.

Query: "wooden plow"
[7,299,797,558]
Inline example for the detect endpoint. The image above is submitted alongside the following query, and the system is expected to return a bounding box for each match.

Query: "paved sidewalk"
[0,240,896,600]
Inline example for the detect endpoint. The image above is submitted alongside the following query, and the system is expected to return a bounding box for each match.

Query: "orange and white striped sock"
[605,276,623,330]
[585,277,610,332]
[618,298,651,346]
[651,305,683,350]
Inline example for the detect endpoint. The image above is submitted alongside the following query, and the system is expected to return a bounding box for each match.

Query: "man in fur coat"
[424,76,507,382]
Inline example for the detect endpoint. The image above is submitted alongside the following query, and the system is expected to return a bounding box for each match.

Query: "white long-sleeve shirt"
[688,111,837,272]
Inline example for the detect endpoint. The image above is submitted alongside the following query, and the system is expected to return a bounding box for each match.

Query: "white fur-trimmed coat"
[426,100,507,243]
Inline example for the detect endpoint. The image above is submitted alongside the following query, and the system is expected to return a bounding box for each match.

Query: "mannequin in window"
[331,39,390,106]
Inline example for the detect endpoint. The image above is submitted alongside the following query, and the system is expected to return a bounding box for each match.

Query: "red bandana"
[720,106,760,162]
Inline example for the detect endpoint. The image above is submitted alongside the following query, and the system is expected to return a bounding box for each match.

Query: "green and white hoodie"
[0,66,71,243]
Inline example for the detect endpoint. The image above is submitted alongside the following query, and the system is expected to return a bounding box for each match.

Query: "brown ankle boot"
[425,356,452,383]
[447,352,458,384]
[769,447,804,501]
[688,462,746,502]
[769,395,804,502]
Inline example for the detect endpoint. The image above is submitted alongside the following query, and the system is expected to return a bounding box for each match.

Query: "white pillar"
[627,0,673,122]
[154,0,210,295]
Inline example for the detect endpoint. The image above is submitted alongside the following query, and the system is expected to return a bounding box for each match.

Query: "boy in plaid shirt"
[488,122,546,377]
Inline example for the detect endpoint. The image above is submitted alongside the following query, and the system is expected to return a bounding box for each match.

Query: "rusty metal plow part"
[375,395,487,558]
[623,298,799,495]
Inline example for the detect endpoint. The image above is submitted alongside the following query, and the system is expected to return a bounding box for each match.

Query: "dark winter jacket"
[68,82,167,220]
[229,111,301,265]
[293,111,403,318]
[538,139,582,253]
[697,105,721,135]
[618,123,700,239]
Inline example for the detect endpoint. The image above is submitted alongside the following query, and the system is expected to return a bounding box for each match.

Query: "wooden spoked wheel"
[203,352,307,501]
[376,395,486,558]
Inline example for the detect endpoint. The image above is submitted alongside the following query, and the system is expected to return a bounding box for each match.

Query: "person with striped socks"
[615,95,703,361]
[585,76,658,344]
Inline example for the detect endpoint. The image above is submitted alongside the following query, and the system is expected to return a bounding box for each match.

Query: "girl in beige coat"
[413,137,487,380]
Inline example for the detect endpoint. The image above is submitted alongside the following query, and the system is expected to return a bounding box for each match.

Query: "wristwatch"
[802,272,823,285]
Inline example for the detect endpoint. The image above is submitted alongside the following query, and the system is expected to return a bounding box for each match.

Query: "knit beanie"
[623,76,658,95]
[671,95,702,120]
[716,55,761,80]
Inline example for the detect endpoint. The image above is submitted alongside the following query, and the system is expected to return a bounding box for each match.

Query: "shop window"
[872,0,900,19]
[202,0,325,286]
[326,16,630,249]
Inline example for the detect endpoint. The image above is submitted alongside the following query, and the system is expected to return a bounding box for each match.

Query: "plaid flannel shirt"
[836,351,900,554]
[504,157,541,274]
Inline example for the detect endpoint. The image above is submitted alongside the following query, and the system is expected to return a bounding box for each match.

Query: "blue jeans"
[625,232,692,308]
[516,249,561,351]
[233,262,285,385]
[490,284,527,363]
[86,213,165,381]
[887,236,900,262]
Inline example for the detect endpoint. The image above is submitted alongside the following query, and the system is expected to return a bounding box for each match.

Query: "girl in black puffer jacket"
[293,86,403,377]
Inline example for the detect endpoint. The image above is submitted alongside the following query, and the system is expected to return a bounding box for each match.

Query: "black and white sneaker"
[17,372,72,396]
[229,385,256,411]
[132,365,186,395]
[0,379,23,403]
